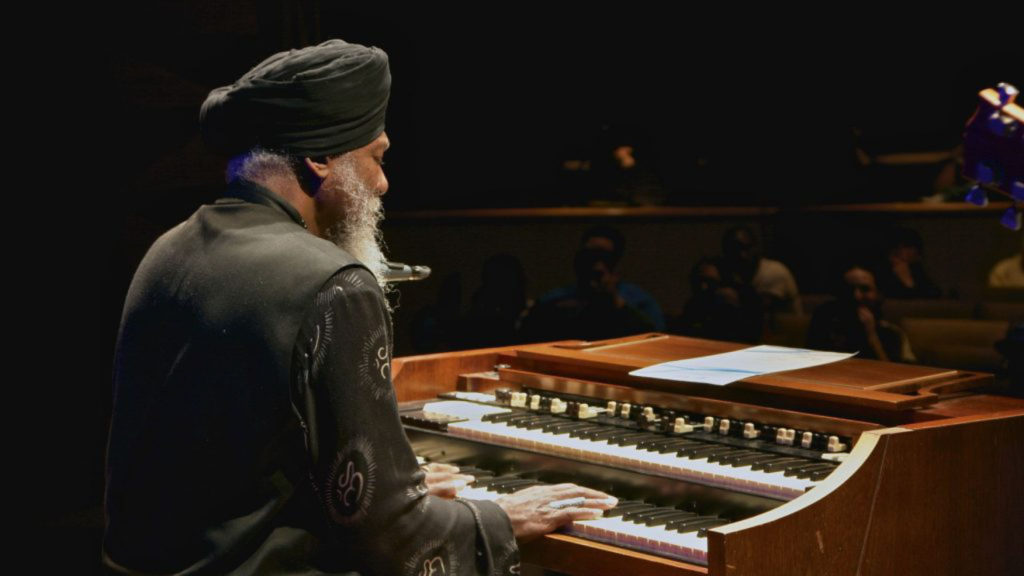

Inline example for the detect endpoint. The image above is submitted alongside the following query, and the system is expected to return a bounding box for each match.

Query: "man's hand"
[857,306,890,361]
[495,483,617,542]
[856,305,877,335]
[422,463,475,499]
[587,270,625,309]
[889,252,916,289]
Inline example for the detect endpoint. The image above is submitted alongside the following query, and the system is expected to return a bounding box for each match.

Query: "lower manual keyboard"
[453,466,724,565]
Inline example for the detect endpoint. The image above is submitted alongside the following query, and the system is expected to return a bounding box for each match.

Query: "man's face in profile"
[318,132,391,282]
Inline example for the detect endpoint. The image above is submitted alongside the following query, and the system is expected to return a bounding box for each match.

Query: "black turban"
[200,39,390,158]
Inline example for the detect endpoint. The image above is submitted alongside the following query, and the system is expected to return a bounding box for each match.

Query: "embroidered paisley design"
[358,324,392,400]
[324,437,376,524]
[406,541,457,576]
[418,556,446,576]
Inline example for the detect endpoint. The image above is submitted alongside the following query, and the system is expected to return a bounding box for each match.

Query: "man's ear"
[304,157,331,180]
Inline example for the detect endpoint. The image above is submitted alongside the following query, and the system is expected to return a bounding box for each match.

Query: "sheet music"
[629,345,855,386]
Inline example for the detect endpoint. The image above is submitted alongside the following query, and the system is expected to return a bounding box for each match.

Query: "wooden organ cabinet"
[391,333,1024,575]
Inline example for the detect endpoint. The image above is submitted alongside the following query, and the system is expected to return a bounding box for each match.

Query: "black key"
[544,421,592,434]
[757,458,811,473]
[473,474,522,489]
[551,421,602,434]
[483,411,517,423]
[605,502,654,517]
[636,436,681,450]
[727,453,779,467]
[785,463,837,478]
[503,412,536,421]
[633,436,663,449]
[622,507,681,522]
[647,434,704,448]
[644,511,698,526]
[696,521,730,538]
[749,455,802,469]
[581,427,626,441]
[492,479,541,493]
[705,448,755,463]
[711,449,762,464]
[567,424,607,438]
[808,468,835,481]
[511,415,557,429]
[677,444,723,458]
[665,515,720,530]
[655,439,703,453]
[631,433,671,446]
[600,429,646,442]
[524,417,565,430]
[780,461,826,475]
[606,499,645,509]
[671,517,728,533]
[608,432,657,446]
[501,414,538,427]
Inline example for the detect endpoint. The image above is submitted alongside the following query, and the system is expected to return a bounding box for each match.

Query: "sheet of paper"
[628,345,855,386]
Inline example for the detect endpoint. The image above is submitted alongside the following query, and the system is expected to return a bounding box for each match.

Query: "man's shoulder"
[617,282,656,302]
[537,285,577,304]
[195,201,360,267]
[322,267,381,298]
[994,254,1023,271]
[757,258,793,276]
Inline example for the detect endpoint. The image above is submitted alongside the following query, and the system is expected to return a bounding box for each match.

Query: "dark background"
[33,3,1019,571]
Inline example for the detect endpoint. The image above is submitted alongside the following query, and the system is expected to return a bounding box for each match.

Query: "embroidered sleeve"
[292,267,518,575]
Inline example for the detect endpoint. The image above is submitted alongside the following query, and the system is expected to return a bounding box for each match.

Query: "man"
[104,40,613,575]
[520,225,664,342]
[719,226,802,315]
[806,264,915,363]
[876,227,942,299]
[670,257,762,343]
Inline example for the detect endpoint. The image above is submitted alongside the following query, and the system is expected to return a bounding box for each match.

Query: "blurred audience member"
[670,257,762,343]
[464,254,531,348]
[412,272,464,353]
[876,227,942,299]
[988,247,1024,288]
[720,226,803,315]
[807,264,915,362]
[520,225,663,342]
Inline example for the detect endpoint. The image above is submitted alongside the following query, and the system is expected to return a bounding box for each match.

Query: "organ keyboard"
[454,465,727,565]
[393,333,1024,575]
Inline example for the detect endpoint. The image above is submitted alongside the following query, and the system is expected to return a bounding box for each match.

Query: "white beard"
[323,156,392,299]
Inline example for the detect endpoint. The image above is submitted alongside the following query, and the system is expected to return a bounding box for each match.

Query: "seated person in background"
[807,264,916,362]
[988,247,1024,288]
[876,227,942,299]
[670,257,763,343]
[719,226,803,315]
[411,272,465,353]
[520,225,663,342]
[463,254,531,348]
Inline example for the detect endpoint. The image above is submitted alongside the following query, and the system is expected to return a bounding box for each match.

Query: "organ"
[392,333,1024,575]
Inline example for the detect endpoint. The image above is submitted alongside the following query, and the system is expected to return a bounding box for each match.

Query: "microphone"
[381,261,432,282]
